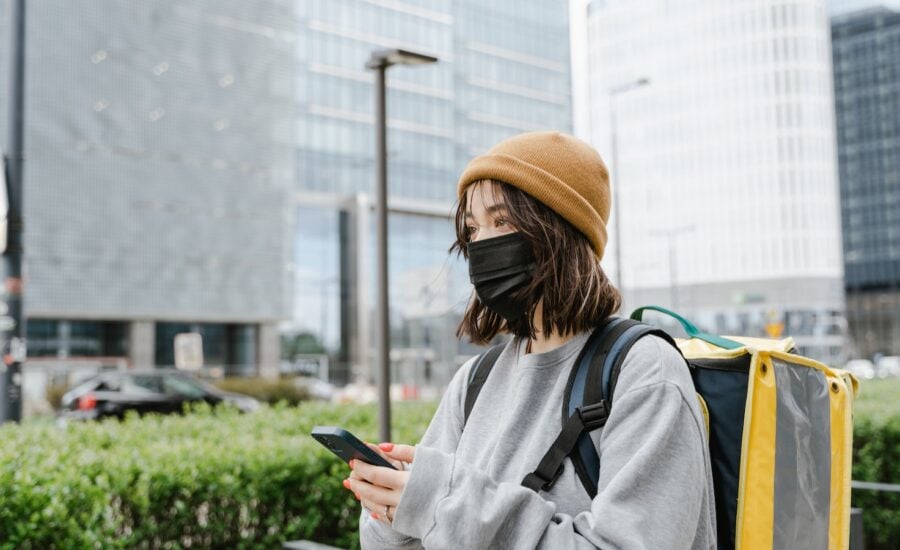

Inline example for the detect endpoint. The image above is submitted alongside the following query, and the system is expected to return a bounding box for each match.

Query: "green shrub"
[213,377,311,406]
[0,401,437,549]
[3,376,898,548]
[852,414,900,550]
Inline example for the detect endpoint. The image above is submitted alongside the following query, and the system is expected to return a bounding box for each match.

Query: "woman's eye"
[466,226,478,237]
[495,218,508,227]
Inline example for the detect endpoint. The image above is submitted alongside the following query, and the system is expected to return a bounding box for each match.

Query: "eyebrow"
[465,204,510,219]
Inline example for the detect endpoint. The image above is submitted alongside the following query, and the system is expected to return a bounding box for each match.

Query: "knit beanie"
[456,131,611,260]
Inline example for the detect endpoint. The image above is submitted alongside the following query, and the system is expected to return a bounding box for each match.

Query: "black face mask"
[467,232,536,323]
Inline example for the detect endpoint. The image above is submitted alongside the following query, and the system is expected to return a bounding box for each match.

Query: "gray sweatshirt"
[360,331,717,550]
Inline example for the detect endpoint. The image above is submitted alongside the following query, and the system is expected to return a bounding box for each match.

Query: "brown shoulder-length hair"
[450,180,622,345]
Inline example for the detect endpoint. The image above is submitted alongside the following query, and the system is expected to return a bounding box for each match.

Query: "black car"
[59,369,261,421]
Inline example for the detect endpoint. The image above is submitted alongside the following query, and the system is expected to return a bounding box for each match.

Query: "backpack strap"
[463,343,505,424]
[563,317,635,494]
[570,322,680,498]
[519,317,624,493]
[522,319,681,498]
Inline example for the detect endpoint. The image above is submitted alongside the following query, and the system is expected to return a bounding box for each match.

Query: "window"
[122,375,162,395]
[163,375,207,399]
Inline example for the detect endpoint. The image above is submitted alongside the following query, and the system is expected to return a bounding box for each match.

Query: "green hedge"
[850,378,900,550]
[212,377,311,406]
[0,401,437,549]
[852,416,900,550]
[2,381,898,548]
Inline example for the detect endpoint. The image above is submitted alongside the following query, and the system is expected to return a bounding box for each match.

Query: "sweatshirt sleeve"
[358,356,476,550]
[388,338,712,550]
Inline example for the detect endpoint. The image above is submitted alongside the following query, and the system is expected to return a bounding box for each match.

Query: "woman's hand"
[344,443,416,525]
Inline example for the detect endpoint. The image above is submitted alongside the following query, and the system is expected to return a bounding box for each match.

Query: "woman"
[344,131,716,549]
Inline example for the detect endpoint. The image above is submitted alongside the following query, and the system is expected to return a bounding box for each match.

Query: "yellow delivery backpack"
[632,306,859,550]
[464,305,859,549]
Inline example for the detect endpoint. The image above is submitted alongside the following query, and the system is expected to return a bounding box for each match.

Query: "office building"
[585,0,847,364]
[2,0,573,392]
[832,6,900,357]
[0,0,295,374]
[291,0,573,388]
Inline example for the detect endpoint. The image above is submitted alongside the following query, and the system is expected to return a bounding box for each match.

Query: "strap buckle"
[522,463,565,492]
[577,400,610,430]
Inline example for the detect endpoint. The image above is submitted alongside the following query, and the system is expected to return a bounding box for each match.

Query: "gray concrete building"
[0,0,295,374]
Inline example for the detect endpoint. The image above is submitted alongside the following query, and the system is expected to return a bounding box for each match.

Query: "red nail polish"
[342,479,350,490]
[349,459,355,469]
[378,442,394,451]
[371,513,380,520]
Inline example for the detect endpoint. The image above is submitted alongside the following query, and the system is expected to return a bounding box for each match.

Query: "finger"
[342,477,363,501]
[365,443,404,470]
[366,442,390,459]
[349,476,402,508]
[384,444,416,463]
[352,460,408,489]
[360,496,391,524]
[350,459,388,479]
[349,459,397,479]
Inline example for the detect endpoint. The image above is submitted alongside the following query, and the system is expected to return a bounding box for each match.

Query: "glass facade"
[832,7,900,356]
[26,320,128,358]
[155,322,256,374]
[291,0,572,388]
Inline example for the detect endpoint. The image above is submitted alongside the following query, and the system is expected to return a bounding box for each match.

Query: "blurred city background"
[0,0,898,418]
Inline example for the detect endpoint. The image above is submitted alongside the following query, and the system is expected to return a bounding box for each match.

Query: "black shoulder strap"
[568,323,679,497]
[523,320,682,498]
[463,344,504,425]
[520,318,625,495]
[563,317,636,493]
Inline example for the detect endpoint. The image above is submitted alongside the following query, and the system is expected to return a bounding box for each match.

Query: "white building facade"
[584,0,847,363]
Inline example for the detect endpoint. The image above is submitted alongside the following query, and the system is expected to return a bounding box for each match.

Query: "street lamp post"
[608,78,649,311]
[649,225,696,312]
[366,49,437,443]
[1,0,27,424]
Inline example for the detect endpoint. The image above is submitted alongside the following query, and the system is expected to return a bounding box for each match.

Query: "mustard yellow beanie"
[457,131,611,260]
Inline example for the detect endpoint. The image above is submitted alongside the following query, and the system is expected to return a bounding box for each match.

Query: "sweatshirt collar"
[515,330,593,369]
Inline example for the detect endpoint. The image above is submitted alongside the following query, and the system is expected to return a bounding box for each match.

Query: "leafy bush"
[3,377,898,548]
[852,411,900,550]
[213,377,311,406]
[0,401,437,549]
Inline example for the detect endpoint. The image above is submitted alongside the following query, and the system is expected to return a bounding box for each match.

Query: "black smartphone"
[311,426,397,470]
